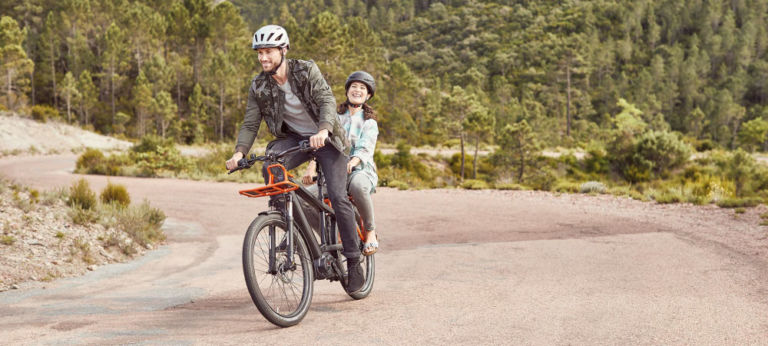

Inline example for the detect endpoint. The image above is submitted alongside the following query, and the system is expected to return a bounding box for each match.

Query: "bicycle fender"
[258,210,282,217]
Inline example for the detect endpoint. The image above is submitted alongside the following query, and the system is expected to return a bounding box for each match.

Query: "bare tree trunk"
[110,55,115,133]
[51,43,57,109]
[473,136,479,179]
[176,78,182,118]
[517,136,525,182]
[66,92,71,123]
[31,68,35,106]
[7,69,13,110]
[219,85,225,141]
[566,57,572,137]
[459,133,465,181]
[138,110,145,136]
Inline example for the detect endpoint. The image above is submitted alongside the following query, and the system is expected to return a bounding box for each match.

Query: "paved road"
[0,155,767,344]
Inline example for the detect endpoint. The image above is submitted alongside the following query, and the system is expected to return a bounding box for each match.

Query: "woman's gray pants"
[304,172,376,233]
[348,173,375,232]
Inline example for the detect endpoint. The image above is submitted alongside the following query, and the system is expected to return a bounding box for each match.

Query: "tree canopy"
[1,0,767,152]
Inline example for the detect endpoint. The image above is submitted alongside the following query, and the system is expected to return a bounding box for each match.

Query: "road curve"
[0,154,767,344]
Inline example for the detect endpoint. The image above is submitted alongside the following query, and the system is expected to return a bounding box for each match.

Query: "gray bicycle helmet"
[345,71,376,99]
[252,25,290,50]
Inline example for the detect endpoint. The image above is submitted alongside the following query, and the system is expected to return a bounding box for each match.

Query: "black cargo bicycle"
[228,140,374,327]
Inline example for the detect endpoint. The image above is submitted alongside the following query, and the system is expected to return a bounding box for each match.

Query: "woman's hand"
[347,157,361,174]
[302,161,317,185]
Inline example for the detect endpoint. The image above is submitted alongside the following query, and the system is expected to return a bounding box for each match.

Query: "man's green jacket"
[235,59,349,156]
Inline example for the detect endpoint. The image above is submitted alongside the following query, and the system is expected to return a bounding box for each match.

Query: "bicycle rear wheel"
[340,206,375,299]
[242,214,314,327]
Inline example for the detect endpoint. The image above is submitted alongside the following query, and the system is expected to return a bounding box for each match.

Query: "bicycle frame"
[238,156,348,279]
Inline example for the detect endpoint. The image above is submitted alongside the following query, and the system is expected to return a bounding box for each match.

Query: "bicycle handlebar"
[227,139,318,174]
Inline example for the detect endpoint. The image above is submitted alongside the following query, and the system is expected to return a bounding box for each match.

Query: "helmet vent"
[267,33,274,41]
[260,34,264,41]
[275,34,283,42]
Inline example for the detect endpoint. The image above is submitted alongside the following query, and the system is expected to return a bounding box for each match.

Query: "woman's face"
[347,82,370,105]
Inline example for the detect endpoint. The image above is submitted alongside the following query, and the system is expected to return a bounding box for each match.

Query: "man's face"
[257,47,284,72]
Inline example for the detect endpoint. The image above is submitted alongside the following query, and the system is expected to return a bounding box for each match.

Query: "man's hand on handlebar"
[309,129,329,148]
[226,152,244,171]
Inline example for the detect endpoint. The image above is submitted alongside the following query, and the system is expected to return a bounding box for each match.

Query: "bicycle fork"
[269,194,296,274]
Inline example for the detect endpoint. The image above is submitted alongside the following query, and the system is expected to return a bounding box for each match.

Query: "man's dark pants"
[263,134,361,260]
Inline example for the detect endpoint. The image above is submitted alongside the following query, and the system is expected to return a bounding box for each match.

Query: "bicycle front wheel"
[242,214,314,327]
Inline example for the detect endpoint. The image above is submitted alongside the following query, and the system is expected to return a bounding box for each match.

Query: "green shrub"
[654,190,683,204]
[386,179,410,190]
[608,186,647,201]
[580,181,607,194]
[695,139,716,152]
[760,212,768,220]
[495,183,526,190]
[723,149,757,197]
[117,201,166,247]
[554,181,580,193]
[69,179,96,210]
[30,105,60,123]
[583,145,610,175]
[1,235,16,245]
[716,197,763,208]
[29,189,39,203]
[100,183,130,207]
[76,148,106,174]
[391,142,413,170]
[133,145,189,176]
[734,207,746,214]
[526,167,557,191]
[608,130,691,182]
[449,153,474,178]
[69,205,97,225]
[373,149,391,168]
[461,179,489,190]
[132,134,174,154]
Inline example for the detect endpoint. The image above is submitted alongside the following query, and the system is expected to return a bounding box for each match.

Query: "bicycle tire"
[242,214,314,327]
[340,205,375,299]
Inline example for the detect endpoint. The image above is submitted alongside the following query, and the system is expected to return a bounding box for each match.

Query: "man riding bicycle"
[225,25,365,293]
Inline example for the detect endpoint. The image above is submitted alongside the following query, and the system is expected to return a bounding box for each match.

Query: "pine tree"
[132,70,154,136]
[153,91,177,139]
[463,104,494,179]
[58,71,78,123]
[102,22,130,132]
[186,82,208,143]
[204,49,235,141]
[442,86,480,181]
[0,16,34,111]
[496,120,540,183]
[36,12,59,108]
[737,117,768,152]
[76,70,96,126]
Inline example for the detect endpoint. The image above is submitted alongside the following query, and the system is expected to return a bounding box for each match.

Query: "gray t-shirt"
[278,81,318,136]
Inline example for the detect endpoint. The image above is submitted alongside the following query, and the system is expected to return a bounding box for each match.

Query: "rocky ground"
[0,113,152,292]
[0,181,152,292]
[0,112,131,155]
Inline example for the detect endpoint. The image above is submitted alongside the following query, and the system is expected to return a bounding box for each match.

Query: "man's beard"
[265,54,285,76]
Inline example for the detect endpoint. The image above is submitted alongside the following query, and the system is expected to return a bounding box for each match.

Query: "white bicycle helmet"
[252,25,290,50]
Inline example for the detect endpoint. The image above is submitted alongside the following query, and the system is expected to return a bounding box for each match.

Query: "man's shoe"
[346,258,364,293]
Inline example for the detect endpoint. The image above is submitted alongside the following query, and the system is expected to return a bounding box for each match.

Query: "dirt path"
[0,154,767,344]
